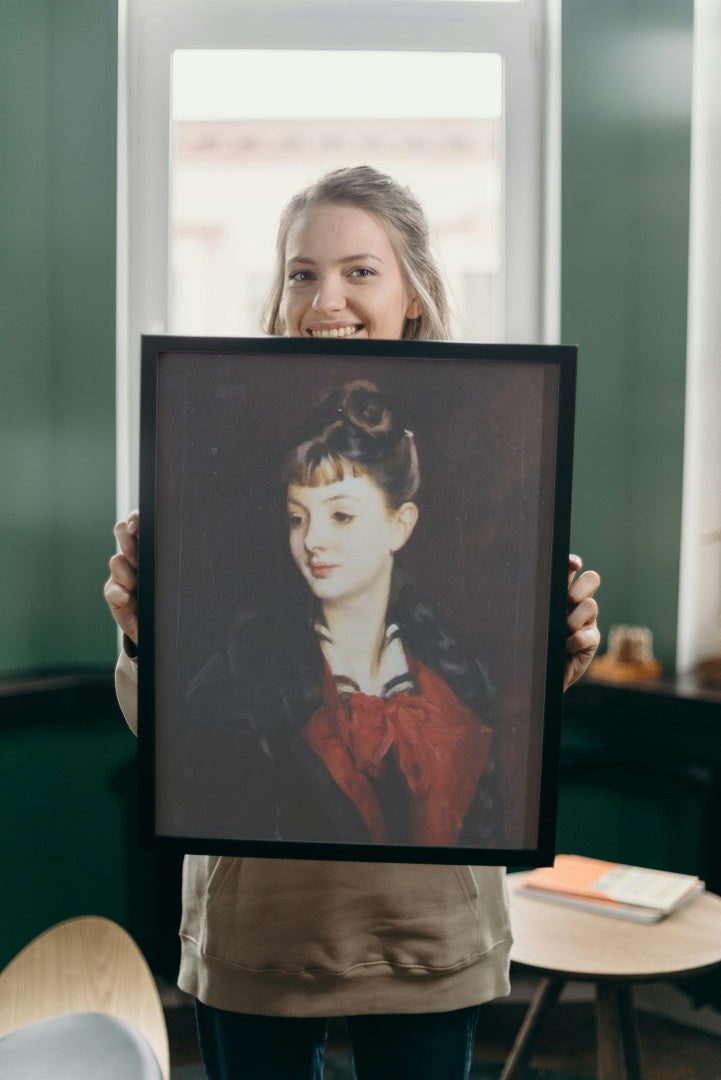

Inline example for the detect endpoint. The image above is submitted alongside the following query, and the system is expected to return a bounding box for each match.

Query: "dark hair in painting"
[282,380,420,508]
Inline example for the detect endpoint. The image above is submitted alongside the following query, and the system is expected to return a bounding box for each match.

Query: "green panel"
[0,685,184,977]
[0,690,132,967]
[558,689,721,885]
[0,0,118,674]
[0,2,54,668]
[557,772,707,876]
[0,1,125,974]
[47,0,119,667]
[562,1,693,668]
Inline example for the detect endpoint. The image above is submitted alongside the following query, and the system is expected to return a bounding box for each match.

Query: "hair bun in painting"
[284,379,420,506]
[338,380,401,444]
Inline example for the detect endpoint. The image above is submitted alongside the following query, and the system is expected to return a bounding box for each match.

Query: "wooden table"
[503,873,721,1080]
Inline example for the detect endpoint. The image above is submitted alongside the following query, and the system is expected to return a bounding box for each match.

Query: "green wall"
[1,683,183,974]
[0,0,128,971]
[563,0,693,669]
[0,0,118,675]
[558,685,721,885]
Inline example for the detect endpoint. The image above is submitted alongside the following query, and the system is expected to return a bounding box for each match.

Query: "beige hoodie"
[116,650,512,1016]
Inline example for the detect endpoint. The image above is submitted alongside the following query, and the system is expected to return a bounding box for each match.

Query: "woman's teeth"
[310,325,360,338]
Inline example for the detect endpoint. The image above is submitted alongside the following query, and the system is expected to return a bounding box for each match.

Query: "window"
[118,0,557,509]
[169,49,503,340]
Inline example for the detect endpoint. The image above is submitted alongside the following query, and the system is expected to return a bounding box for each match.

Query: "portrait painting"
[137,336,576,865]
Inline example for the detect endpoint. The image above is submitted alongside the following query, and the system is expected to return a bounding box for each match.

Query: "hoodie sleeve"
[115,643,139,735]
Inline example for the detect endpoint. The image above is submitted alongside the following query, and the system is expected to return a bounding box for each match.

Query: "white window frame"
[117,0,559,512]
[676,0,721,674]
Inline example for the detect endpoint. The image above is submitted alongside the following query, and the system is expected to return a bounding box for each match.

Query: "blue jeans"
[195,1000,481,1080]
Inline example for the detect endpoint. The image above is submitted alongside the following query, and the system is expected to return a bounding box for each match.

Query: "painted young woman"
[278,379,496,848]
[105,166,601,1080]
[171,381,498,850]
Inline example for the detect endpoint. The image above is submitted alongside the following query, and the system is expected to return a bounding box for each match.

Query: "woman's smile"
[306,323,364,339]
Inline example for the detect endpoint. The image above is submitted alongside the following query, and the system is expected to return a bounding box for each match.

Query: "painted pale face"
[281,203,421,340]
[287,473,417,606]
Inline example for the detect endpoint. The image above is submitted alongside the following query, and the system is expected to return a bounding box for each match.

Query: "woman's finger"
[566,594,599,634]
[113,511,140,567]
[103,578,139,643]
[567,553,583,588]
[566,623,601,657]
[568,568,601,608]
[107,552,137,591]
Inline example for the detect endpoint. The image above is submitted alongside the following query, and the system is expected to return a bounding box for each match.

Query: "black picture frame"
[138,335,576,866]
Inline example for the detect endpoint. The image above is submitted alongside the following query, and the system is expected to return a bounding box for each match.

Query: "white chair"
[0,915,170,1079]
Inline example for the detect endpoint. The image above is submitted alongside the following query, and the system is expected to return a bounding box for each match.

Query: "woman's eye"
[332,511,355,524]
[349,267,374,279]
[288,270,313,283]
[287,515,303,528]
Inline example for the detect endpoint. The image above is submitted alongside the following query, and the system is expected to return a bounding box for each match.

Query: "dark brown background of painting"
[152,347,560,850]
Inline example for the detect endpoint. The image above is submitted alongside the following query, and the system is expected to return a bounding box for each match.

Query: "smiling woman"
[263,165,452,340]
[108,151,597,1080]
[281,205,421,340]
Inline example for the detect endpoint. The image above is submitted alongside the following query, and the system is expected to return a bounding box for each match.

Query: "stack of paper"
[517,855,705,923]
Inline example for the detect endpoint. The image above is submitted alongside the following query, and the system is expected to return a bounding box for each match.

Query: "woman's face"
[281,203,421,340]
[287,473,417,605]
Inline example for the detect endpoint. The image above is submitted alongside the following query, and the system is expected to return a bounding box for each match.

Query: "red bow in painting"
[303,658,492,845]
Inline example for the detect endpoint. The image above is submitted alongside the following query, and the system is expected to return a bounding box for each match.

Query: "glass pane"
[170,50,503,341]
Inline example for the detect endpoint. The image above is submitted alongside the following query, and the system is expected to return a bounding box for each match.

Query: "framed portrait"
[138,336,576,866]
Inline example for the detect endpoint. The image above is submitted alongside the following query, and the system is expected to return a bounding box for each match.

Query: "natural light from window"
[170,49,504,341]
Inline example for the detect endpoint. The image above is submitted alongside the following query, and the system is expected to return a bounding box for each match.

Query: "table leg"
[499,976,565,1080]
[596,982,643,1080]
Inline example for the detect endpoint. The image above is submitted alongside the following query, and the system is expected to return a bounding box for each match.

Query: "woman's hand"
[103,510,139,647]
[564,554,601,691]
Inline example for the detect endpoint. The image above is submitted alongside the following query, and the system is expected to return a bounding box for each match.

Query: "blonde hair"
[262,166,454,341]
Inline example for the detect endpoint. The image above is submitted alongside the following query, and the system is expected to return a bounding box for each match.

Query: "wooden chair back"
[0,915,169,1080]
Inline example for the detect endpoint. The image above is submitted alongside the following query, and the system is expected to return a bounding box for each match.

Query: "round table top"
[508,871,721,981]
